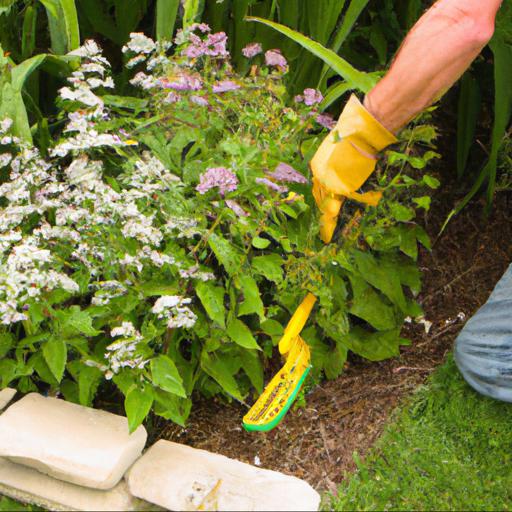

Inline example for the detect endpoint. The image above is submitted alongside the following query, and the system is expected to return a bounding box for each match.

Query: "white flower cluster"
[122,32,171,70]
[151,295,197,329]
[105,321,149,377]
[0,40,216,325]
[52,40,131,158]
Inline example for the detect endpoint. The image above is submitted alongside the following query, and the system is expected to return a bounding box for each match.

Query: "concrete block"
[126,440,320,511]
[0,457,157,511]
[0,388,15,411]
[0,393,147,490]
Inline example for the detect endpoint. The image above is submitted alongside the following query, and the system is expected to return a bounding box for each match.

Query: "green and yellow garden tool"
[243,95,397,432]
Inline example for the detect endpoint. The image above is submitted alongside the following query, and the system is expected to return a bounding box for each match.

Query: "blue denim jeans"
[454,264,512,402]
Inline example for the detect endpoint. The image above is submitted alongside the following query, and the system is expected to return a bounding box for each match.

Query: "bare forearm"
[364,0,502,134]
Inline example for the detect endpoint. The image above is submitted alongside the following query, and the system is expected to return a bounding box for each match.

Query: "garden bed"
[154,188,512,492]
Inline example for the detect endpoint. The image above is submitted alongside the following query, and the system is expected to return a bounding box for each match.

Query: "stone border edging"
[0,391,320,511]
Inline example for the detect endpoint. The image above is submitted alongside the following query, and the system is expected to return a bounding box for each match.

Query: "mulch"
[155,156,512,493]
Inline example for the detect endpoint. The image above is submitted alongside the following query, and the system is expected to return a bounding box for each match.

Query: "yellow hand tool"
[243,95,397,432]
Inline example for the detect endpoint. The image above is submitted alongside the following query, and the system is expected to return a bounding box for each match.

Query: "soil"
[155,132,512,493]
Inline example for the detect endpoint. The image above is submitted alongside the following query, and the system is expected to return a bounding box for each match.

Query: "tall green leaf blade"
[0,83,32,142]
[320,81,352,110]
[12,54,46,91]
[247,16,375,92]
[182,0,204,28]
[486,37,512,209]
[456,72,480,179]
[156,0,180,41]
[22,5,38,60]
[330,0,370,53]
[318,0,370,88]
[307,0,345,46]
[43,0,80,54]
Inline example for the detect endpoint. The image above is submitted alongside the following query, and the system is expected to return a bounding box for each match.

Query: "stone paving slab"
[0,393,147,490]
[0,457,158,511]
[127,440,321,511]
[0,388,15,411]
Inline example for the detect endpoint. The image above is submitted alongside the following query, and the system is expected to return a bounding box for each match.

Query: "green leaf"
[226,318,261,350]
[260,319,284,337]
[341,327,406,361]
[252,236,271,249]
[0,332,14,359]
[125,385,154,433]
[153,389,191,427]
[78,365,103,406]
[151,355,186,397]
[397,225,419,260]
[239,348,263,393]
[196,281,226,328]
[413,196,431,211]
[423,175,440,189]
[42,337,67,382]
[237,275,265,321]
[247,16,375,93]
[57,306,101,337]
[389,202,415,222]
[12,54,46,91]
[102,95,148,110]
[156,0,180,41]
[349,275,397,331]
[251,254,284,284]
[200,350,243,401]
[208,233,244,275]
[140,281,178,297]
[352,250,407,312]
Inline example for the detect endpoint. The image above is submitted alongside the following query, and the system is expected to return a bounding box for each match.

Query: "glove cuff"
[334,94,398,153]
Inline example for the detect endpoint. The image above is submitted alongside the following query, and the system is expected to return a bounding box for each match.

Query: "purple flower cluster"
[163,73,203,91]
[196,167,238,195]
[182,32,229,59]
[268,163,307,184]
[242,43,263,58]
[225,199,249,217]
[212,80,241,93]
[295,88,323,106]
[189,23,211,33]
[164,91,181,104]
[256,177,288,194]
[265,49,287,68]
[190,95,209,106]
[315,113,336,130]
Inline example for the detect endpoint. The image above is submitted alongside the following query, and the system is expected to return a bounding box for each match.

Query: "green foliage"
[451,2,512,219]
[330,356,512,511]
[0,27,438,430]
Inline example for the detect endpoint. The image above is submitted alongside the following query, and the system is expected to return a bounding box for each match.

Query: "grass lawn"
[331,355,512,511]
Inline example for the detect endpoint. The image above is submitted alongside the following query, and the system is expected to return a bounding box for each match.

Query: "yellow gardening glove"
[311,94,398,243]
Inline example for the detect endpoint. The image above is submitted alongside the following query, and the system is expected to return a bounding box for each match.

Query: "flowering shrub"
[0,26,438,430]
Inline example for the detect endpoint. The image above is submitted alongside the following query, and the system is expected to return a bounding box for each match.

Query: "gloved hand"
[310,94,398,243]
